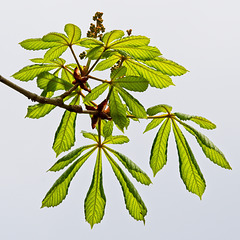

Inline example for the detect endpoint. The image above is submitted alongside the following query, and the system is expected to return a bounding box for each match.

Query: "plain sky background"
[0,0,239,239]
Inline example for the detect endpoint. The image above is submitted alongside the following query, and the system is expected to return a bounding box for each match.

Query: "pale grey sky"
[0,0,239,239]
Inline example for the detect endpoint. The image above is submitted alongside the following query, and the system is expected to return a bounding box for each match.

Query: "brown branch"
[0,75,97,115]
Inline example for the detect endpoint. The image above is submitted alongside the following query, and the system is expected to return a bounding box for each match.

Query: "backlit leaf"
[64,24,81,44]
[172,120,206,198]
[48,145,95,172]
[83,83,108,103]
[105,148,152,185]
[85,149,106,228]
[82,131,99,142]
[111,45,161,60]
[102,120,113,138]
[109,36,150,48]
[147,104,172,116]
[179,121,231,169]
[87,46,105,60]
[12,64,58,81]
[41,148,96,208]
[109,88,127,131]
[80,38,104,48]
[117,87,147,118]
[19,38,60,50]
[52,95,80,156]
[102,30,125,46]
[144,57,188,76]
[115,76,148,92]
[94,55,120,71]
[174,112,216,130]
[143,118,165,133]
[110,66,127,80]
[150,118,171,176]
[123,58,174,89]
[104,150,147,222]
[37,72,72,92]
[103,135,129,144]
[44,45,68,60]
[42,32,69,44]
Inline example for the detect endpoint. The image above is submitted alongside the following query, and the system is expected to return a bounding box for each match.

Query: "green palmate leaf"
[105,148,152,185]
[143,118,165,133]
[12,64,58,81]
[110,66,127,80]
[48,145,95,172]
[144,57,188,76]
[94,55,120,71]
[111,45,161,61]
[64,23,81,44]
[109,36,150,48]
[52,95,80,156]
[103,135,129,144]
[80,38,104,48]
[104,150,147,222]
[42,32,69,44]
[85,149,106,228]
[150,118,171,176]
[147,104,172,116]
[109,88,128,131]
[83,83,109,103]
[44,45,68,60]
[19,38,60,50]
[82,131,99,142]
[41,147,96,208]
[174,112,216,130]
[102,120,113,138]
[123,59,174,89]
[179,121,231,169]
[117,87,147,118]
[87,46,105,60]
[172,120,206,198]
[37,72,73,92]
[102,30,125,46]
[115,76,148,92]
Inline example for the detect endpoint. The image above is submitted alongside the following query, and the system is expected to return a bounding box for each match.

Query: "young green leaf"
[86,46,105,60]
[79,38,104,48]
[179,121,231,169]
[123,58,174,89]
[19,38,60,50]
[37,72,73,92]
[109,35,150,48]
[172,120,206,199]
[147,104,172,116]
[174,112,216,130]
[102,120,113,138]
[102,30,125,46]
[111,45,161,61]
[64,23,81,44]
[110,66,127,80]
[26,102,56,119]
[104,150,147,222]
[41,147,96,208]
[105,148,152,185]
[143,118,165,133]
[115,76,148,92]
[117,87,147,118]
[150,118,171,176]
[94,55,120,71]
[84,149,106,228]
[83,83,109,103]
[44,45,68,60]
[52,95,80,156]
[144,57,188,76]
[48,145,95,172]
[82,131,99,142]
[42,32,69,44]
[109,88,128,131]
[12,64,59,81]
[103,135,129,145]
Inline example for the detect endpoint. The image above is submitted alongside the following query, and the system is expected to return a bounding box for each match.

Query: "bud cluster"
[87,12,105,39]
